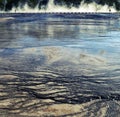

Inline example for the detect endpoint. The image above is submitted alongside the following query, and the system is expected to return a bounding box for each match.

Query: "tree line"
[0,0,120,11]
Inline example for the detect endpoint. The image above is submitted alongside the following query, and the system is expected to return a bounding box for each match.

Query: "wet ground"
[0,13,120,117]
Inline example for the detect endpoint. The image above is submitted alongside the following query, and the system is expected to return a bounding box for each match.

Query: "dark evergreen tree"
[0,0,120,11]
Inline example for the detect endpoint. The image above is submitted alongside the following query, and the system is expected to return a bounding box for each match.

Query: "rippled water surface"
[0,13,120,117]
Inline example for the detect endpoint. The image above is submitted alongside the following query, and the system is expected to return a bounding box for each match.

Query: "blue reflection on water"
[0,13,120,66]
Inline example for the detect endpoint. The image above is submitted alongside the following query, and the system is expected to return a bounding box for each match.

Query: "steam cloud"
[3,0,117,13]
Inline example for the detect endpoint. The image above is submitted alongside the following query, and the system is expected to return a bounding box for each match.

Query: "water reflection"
[0,16,120,78]
[0,19,118,46]
[0,18,120,62]
[0,14,120,116]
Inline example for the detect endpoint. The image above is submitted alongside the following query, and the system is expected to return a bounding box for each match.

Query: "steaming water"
[8,0,117,13]
[0,13,120,116]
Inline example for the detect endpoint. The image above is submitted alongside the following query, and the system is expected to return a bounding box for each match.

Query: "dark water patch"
[0,70,120,116]
[0,48,17,57]
[0,13,120,25]
[1,71,120,102]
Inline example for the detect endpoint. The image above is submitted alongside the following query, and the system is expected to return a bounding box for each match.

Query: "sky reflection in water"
[0,14,120,116]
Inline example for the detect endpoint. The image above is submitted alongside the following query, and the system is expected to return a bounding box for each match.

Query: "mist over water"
[8,0,117,13]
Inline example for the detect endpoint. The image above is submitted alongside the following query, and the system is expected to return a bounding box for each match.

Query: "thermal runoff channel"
[0,0,119,13]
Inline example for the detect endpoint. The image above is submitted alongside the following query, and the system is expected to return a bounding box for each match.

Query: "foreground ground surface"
[0,13,120,117]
